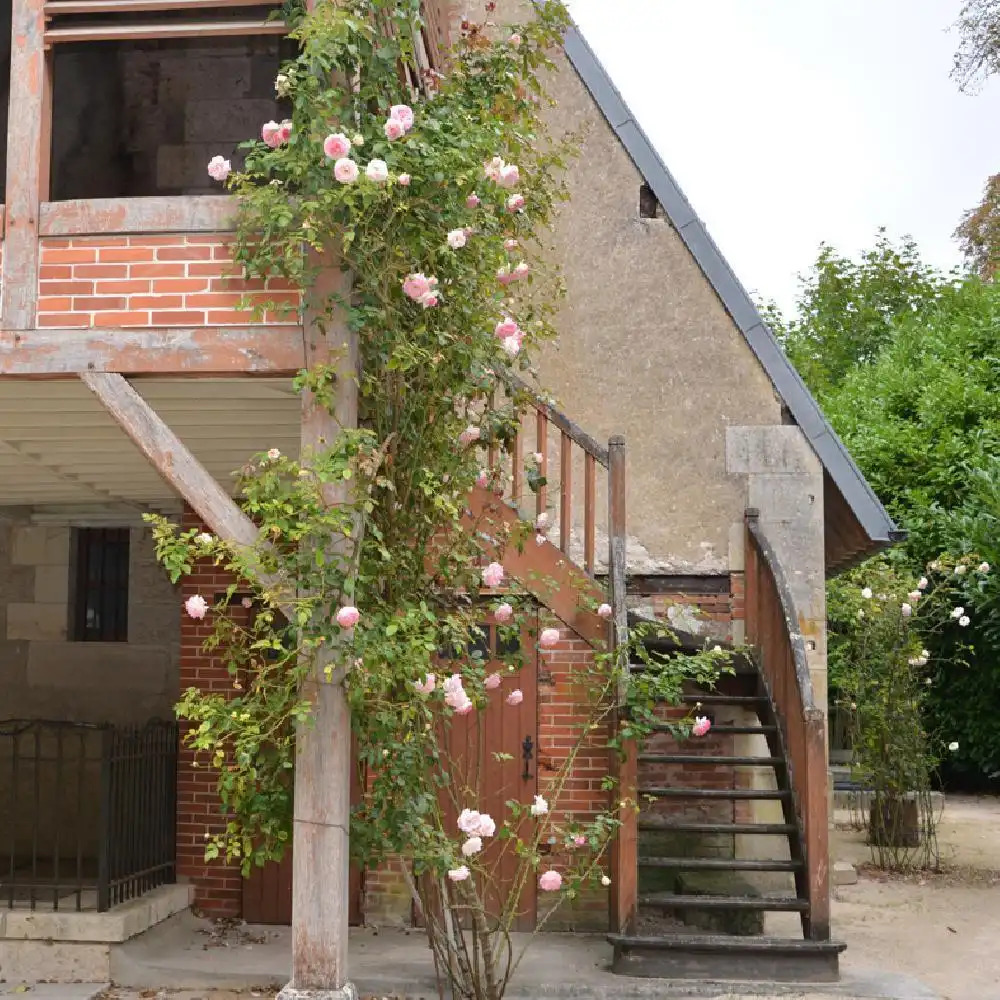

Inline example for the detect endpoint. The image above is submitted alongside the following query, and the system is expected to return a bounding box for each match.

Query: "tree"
[763,232,947,396]
[952,0,1000,92]
[955,172,1000,279]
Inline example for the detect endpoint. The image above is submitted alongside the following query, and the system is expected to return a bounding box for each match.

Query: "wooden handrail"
[744,510,830,941]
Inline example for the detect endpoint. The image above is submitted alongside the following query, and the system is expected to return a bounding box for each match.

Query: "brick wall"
[37,235,300,328]
[176,506,244,917]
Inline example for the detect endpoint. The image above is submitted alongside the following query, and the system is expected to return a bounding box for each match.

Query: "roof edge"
[561,22,900,552]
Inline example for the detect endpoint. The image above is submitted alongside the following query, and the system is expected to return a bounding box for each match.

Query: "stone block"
[156,143,228,194]
[184,98,278,143]
[27,643,171,697]
[156,54,254,104]
[726,424,821,477]
[0,939,110,982]
[35,563,71,604]
[833,860,858,886]
[7,602,68,641]
[11,526,47,566]
[0,565,36,603]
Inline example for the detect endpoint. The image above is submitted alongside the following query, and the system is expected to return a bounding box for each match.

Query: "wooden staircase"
[608,515,844,982]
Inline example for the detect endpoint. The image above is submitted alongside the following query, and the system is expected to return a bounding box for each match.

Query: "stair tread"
[638,892,808,912]
[680,694,767,704]
[638,753,784,766]
[638,821,797,835]
[609,932,845,954]
[637,856,802,872]
[639,787,790,800]
[646,723,776,735]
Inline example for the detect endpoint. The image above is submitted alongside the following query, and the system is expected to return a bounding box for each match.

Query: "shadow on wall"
[0,0,10,199]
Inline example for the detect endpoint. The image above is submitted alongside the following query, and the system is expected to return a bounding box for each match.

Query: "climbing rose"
[274,73,290,96]
[461,837,483,857]
[539,628,560,648]
[279,119,292,142]
[447,228,468,249]
[336,606,360,628]
[504,239,519,251]
[501,334,522,357]
[196,532,214,546]
[536,512,550,530]
[597,603,612,619]
[535,533,546,545]
[184,595,208,619]
[442,674,463,695]
[484,672,502,690]
[956,564,967,575]
[509,32,522,47]
[477,814,496,837]
[476,470,488,488]
[861,587,873,599]
[980,562,991,573]
[484,155,504,182]
[917,576,928,590]
[466,192,481,208]
[951,606,965,619]
[498,163,520,189]
[530,794,549,817]
[261,120,284,147]
[352,133,364,146]
[513,261,530,279]
[949,741,960,751]
[458,809,494,837]
[692,716,712,737]
[241,597,253,609]
[413,674,436,695]
[267,448,281,460]
[573,835,587,847]
[601,875,611,887]
[389,104,414,131]
[538,870,562,892]
[402,273,439,308]
[482,562,505,587]
[908,590,921,602]
[459,425,481,448]
[207,155,231,181]
[324,133,352,159]
[448,866,471,882]
[397,173,411,186]
[365,159,389,184]
[901,603,912,617]
[506,689,523,706]
[495,602,513,624]
[334,157,359,184]
[384,117,405,141]
[959,615,970,627]
[495,317,520,340]
[532,452,544,464]
[506,193,526,212]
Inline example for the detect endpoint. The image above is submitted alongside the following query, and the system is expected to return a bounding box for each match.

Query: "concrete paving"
[105,912,940,1000]
[0,986,108,1000]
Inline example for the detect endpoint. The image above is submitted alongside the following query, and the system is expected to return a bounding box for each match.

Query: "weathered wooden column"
[279,255,358,1000]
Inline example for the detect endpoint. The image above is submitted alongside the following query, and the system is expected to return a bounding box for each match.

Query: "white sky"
[564,0,1000,314]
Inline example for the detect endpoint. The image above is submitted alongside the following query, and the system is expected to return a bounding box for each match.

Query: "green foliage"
[955,172,1000,280]
[763,232,949,396]
[952,0,1000,92]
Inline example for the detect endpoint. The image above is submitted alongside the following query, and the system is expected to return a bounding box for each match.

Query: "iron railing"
[0,719,177,912]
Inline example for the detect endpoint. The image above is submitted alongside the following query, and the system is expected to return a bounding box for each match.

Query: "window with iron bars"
[71,527,131,642]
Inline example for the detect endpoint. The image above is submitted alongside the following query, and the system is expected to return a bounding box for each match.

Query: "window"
[71,528,130,642]
[639,182,664,220]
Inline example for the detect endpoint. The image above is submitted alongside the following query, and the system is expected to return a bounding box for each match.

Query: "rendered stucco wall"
[0,516,180,724]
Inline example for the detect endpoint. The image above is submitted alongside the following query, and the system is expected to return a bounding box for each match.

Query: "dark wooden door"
[438,611,539,931]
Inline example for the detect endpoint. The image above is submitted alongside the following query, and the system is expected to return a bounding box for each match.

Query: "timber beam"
[0,326,306,376]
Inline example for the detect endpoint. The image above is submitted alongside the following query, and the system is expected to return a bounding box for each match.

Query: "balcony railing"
[0,718,177,912]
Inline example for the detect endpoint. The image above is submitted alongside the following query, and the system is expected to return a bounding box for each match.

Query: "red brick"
[93,310,150,327]
[150,310,207,325]
[42,248,97,263]
[99,247,156,262]
[72,296,129,311]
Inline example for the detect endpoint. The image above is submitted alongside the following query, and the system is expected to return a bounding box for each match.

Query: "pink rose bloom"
[532,452,544,464]
[390,104,415,131]
[597,603,612,619]
[475,814,496,837]
[184,594,208,620]
[397,173,411,186]
[334,157,359,184]
[513,261,530,279]
[448,865,470,882]
[534,532,546,545]
[279,119,292,142]
[475,470,489,488]
[573,835,587,847]
[498,164,520,189]
[509,32,522,47]
[458,809,482,837]
[506,689,523,706]
[241,597,253,609]
[466,192,481,209]
[447,229,468,249]
[207,155,231,182]
[500,334,522,358]
[506,193,526,213]
[539,627,560,649]
[459,425,481,448]
[538,870,562,892]
[384,117,405,141]
[336,605,360,628]
[536,512,550,530]
[504,238,519,251]
[529,794,548,817]
[261,120,283,147]
[495,317,520,340]
[482,562,505,588]
[442,673,464,696]
[324,132,352,159]
[692,716,712,737]
[484,156,504,182]
[484,672,502,690]
[413,673,436,695]
[495,602,514,624]
[402,273,430,301]
[365,159,389,183]
[266,447,281,460]
[452,696,475,715]
[461,836,483,857]
[497,267,514,286]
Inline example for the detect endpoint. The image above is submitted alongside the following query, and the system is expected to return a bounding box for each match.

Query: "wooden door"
[437,611,539,931]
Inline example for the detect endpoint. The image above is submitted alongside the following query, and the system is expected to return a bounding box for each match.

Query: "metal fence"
[0,719,177,912]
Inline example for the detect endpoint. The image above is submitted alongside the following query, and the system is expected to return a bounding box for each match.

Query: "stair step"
[637,753,784,766]
[638,821,798,836]
[638,892,808,912]
[637,856,802,872]
[608,933,845,982]
[680,694,767,705]
[646,723,776,736]
[639,787,790,800]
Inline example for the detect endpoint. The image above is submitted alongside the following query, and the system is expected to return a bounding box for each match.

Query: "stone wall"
[51,37,288,200]
[0,517,180,724]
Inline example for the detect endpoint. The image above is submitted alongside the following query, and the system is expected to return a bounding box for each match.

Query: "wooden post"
[282,254,358,998]
[2,0,51,328]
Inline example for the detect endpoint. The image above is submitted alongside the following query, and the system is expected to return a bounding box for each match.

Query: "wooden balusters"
[584,453,596,576]
[559,431,572,553]
[535,409,548,519]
